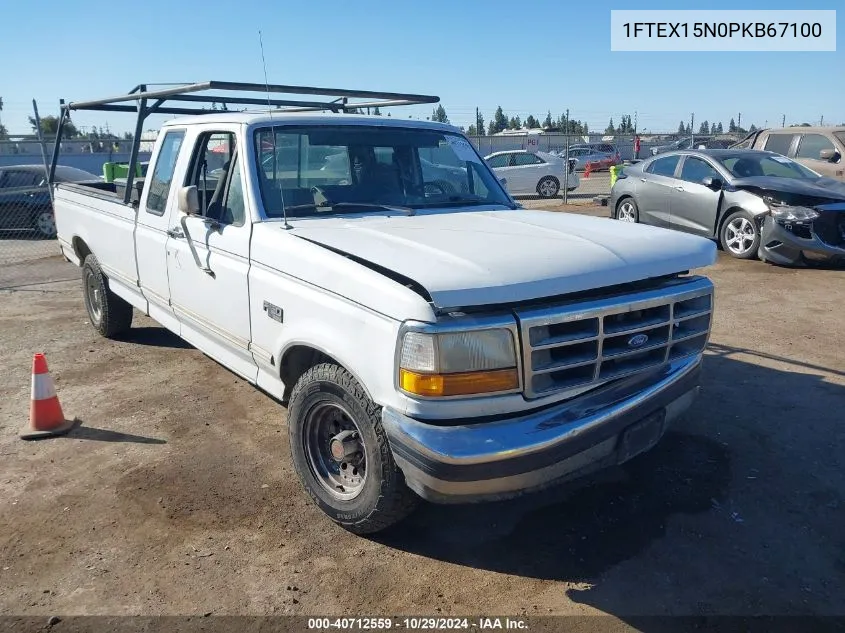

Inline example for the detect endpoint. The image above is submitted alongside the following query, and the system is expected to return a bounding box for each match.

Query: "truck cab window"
[146,130,185,215]
[186,132,240,223]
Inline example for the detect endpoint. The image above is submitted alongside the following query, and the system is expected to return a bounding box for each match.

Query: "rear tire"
[82,254,133,338]
[537,176,560,198]
[719,211,760,260]
[615,198,639,223]
[288,363,419,534]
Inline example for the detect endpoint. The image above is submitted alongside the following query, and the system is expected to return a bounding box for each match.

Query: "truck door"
[135,128,187,333]
[165,129,257,382]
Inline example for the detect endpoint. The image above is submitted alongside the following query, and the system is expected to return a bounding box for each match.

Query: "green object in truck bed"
[102,162,142,183]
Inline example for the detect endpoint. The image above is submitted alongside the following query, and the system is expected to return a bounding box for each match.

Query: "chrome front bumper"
[382,356,702,503]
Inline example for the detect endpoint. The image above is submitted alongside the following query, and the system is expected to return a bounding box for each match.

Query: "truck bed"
[53,179,146,298]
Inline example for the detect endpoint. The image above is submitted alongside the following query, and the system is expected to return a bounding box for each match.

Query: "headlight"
[769,205,819,222]
[398,329,519,397]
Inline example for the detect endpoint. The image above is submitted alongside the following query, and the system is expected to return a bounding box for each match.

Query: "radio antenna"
[259,29,290,229]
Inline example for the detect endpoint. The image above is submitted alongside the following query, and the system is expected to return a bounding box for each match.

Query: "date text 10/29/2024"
[307,617,528,630]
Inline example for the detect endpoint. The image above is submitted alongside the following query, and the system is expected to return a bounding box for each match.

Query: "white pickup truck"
[52,83,717,534]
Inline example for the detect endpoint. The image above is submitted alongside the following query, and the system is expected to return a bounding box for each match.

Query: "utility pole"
[565,108,570,133]
[634,110,638,134]
[820,115,824,126]
[782,114,786,127]
[690,113,695,146]
[737,112,741,130]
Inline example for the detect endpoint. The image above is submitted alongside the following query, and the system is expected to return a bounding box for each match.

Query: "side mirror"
[819,148,838,161]
[702,177,723,191]
[499,178,508,187]
[178,185,200,215]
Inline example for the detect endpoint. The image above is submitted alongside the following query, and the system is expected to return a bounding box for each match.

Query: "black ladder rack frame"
[49,80,440,204]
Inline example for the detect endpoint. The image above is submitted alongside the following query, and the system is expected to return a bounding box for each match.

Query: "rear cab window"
[146,130,186,215]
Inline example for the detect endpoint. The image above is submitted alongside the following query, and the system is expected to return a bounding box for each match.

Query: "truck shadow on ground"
[378,430,730,583]
[376,351,845,616]
[116,326,193,349]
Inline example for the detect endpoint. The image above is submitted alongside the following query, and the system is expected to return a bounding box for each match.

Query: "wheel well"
[615,194,632,209]
[540,175,559,184]
[279,345,335,400]
[72,237,92,265]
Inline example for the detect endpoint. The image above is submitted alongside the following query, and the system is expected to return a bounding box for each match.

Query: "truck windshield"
[253,125,512,217]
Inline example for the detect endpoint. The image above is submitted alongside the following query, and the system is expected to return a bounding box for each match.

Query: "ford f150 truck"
[50,82,717,534]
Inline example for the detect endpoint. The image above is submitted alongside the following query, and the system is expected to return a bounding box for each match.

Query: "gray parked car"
[609,149,845,266]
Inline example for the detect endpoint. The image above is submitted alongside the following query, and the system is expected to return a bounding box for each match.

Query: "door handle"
[640,178,647,182]
[674,185,685,191]
[167,227,185,239]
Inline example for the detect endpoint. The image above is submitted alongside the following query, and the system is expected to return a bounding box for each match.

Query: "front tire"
[537,176,560,198]
[720,211,760,260]
[288,363,418,534]
[82,254,134,338]
[616,197,639,223]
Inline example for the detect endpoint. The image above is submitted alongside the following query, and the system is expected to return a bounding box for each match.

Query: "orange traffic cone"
[20,353,78,440]
[584,162,592,179]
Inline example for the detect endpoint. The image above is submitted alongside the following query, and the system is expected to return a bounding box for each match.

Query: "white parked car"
[51,81,716,536]
[484,150,579,198]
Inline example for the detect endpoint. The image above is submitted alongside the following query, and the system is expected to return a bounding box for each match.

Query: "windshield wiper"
[283,201,416,216]
[416,196,516,209]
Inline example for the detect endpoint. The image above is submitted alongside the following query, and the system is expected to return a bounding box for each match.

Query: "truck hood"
[289,207,717,309]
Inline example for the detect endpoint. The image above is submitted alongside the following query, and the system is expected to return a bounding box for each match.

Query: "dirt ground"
[1,215,844,626]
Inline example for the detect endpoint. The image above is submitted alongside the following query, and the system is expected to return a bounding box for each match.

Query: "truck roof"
[160,111,459,132]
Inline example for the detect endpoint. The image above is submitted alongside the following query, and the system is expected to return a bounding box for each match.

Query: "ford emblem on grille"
[628,334,649,348]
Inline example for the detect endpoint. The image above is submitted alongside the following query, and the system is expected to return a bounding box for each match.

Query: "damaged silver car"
[609,149,845,266]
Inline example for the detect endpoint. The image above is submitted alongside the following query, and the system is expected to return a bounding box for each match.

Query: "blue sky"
[0,0,842,135]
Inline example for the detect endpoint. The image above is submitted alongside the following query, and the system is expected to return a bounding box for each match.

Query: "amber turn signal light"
[399,368,519,397]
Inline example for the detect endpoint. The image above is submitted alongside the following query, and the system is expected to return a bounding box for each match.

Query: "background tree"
[507,115,521,130]
[678,120,687,134]
[372,106,381,116]
[0,96,6,139]
[466,124,478,135]
[430,104,449,124]
[698,121,710,135]
[728,118,737,133]
[491,106,508,134]
[749,124,758,132]
[29,114,79,138]
[524,114,539,129]
[543,111,553,128]
[714,122,724,134]
[604,118,615,134]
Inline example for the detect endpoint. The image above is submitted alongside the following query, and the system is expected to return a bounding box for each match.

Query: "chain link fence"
[0,137,150,267]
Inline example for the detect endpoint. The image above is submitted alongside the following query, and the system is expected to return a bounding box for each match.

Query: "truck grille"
[516,277,713,399]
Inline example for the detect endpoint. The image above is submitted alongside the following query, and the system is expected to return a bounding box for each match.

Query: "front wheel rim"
[303,402,367,501]
[618,202,636,222]
[726,217,756,254]
[539,179,557,196]
[37,212,55,236]
[85,271,103,323]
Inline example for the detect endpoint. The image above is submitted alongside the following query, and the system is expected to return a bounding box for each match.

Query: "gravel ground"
[0,216,843,625]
